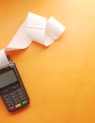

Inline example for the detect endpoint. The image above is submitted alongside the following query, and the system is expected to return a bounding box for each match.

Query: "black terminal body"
[0,56,30,112]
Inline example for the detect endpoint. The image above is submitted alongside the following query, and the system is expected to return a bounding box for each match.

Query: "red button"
[9,106,15,111]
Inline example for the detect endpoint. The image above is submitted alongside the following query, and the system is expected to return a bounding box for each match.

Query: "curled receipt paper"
[0,12,66,67]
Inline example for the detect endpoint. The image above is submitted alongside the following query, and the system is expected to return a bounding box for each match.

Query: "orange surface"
[0,0,95,123]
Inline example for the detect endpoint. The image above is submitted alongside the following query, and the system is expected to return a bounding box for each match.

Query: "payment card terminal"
[0,56,30,112]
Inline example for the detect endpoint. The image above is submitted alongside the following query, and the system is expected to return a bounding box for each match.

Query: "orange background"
[0,0,95,123]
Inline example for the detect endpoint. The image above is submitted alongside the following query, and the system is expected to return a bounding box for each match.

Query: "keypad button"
[0,89,9,94]
[9,106,15,111]
[15,103,22,108]
[3,95,10,101]
[10,92,15,96]
[12,84,20,90]
[17,88,21,92]
[22,100,27,105]
[19,95,26,100]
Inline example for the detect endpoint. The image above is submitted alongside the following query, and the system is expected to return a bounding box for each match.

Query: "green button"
[22,100,27,105]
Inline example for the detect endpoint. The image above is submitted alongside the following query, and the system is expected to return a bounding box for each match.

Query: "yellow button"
[15,103,22,108]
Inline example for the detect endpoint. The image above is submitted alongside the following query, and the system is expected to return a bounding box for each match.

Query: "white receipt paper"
[0,12,66,67]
